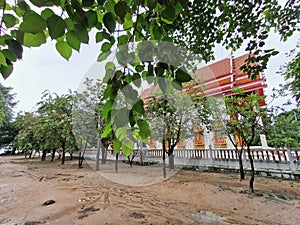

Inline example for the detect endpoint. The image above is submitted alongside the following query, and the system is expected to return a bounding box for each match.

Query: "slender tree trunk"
[79,140,88,168]
[247,146,255,192]
[101,147,107,164]
[62,149,65,165]
[238,148,245,180]
[51,149,56,162]
[70,152,73,160]
[29,150,33,159]
[41,150,47,161]
[115,152,119,173]
[162,141,167,178]
[96,137,101,171]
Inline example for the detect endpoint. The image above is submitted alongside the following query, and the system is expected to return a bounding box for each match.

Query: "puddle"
[187,211,228,224]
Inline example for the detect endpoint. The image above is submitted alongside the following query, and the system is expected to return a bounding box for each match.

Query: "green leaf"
[135,65,144,72]
[158,78,167,93]
[101,42,112,52]
[66,31,80,51]
[96,32,103,43]
[105,62,115,71]
[103,69,114,83]
[97,51,111,62]
[47,15,67,39]
[122,85,138,100]
[113,138,122,154]
[55,41,72,60]
[101,122,112,138]
[86,10,98,27]
[137,119,150,138]
[175,68,192,82]
[20,11,47,34]
[123,18,133,29]
[6,40,23,59]
[132,99,145,115]
[103,12,116,33]
[161,6,175,24]
[114,1,127,21]
[147,0,157,9]
[116,127,127,140]
[0,52,7,66]
[117,35,128,46]
[102,100,113,118]
[24,32,46,47]
[74,26,89,44]
[0,64,13,79]
[122,139,134,156]
[2,49,16,62]
[112,108,129,128]
[41,8,55,20]
[3,14,18,28]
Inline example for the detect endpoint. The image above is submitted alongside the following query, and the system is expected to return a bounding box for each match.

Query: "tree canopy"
[0,0,299,155]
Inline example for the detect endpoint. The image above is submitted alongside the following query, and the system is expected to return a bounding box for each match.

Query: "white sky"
[0,30,299,114]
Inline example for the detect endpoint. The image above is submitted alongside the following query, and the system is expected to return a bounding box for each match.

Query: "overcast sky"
[1,30,299,114]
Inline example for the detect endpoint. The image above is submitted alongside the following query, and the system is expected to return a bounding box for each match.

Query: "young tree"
[225,88,266,192]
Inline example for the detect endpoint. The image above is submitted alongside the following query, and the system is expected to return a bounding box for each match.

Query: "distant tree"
[224,88,266,192]
[14,112,39,157]
[278,41,300,106]
[267,108,300,148]
[37,91,77,164]
[0,83,17,123]
[146,80,209,177]
[73,78,111,169]
[0,83,17,147]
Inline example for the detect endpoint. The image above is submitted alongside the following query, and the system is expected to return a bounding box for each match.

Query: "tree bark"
[96,137,101,171]
[168,152,175,171]
[115,152,119,173]
[162,141,167,178]
[247,146,255,192]
[41,150,47,161]
[238,149,245,180]
[51,149,56,162]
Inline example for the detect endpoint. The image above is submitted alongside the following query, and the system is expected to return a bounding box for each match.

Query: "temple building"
[142,53,268,150]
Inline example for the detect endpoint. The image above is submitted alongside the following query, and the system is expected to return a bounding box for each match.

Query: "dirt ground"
[0,155,300,225]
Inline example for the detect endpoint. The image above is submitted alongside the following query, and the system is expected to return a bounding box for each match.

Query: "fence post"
[286,145,296,171]
[209,144,214,166]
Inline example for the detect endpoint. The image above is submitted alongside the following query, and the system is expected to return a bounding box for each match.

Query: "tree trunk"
[41,150,47,161]
[79,141,88,169]
[168,147,175,171]
[29,150,33,159]
[115,152,119,173]
[62,149,65,165]
[101,145,107,164]
[162,141,167,178]
[247,146,255,192]
[238,148,245,180]
[96,137,101,171]
[51,149,56,162]
[70,153,73,160]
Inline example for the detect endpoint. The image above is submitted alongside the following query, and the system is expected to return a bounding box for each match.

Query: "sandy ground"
[0,155,300,225]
